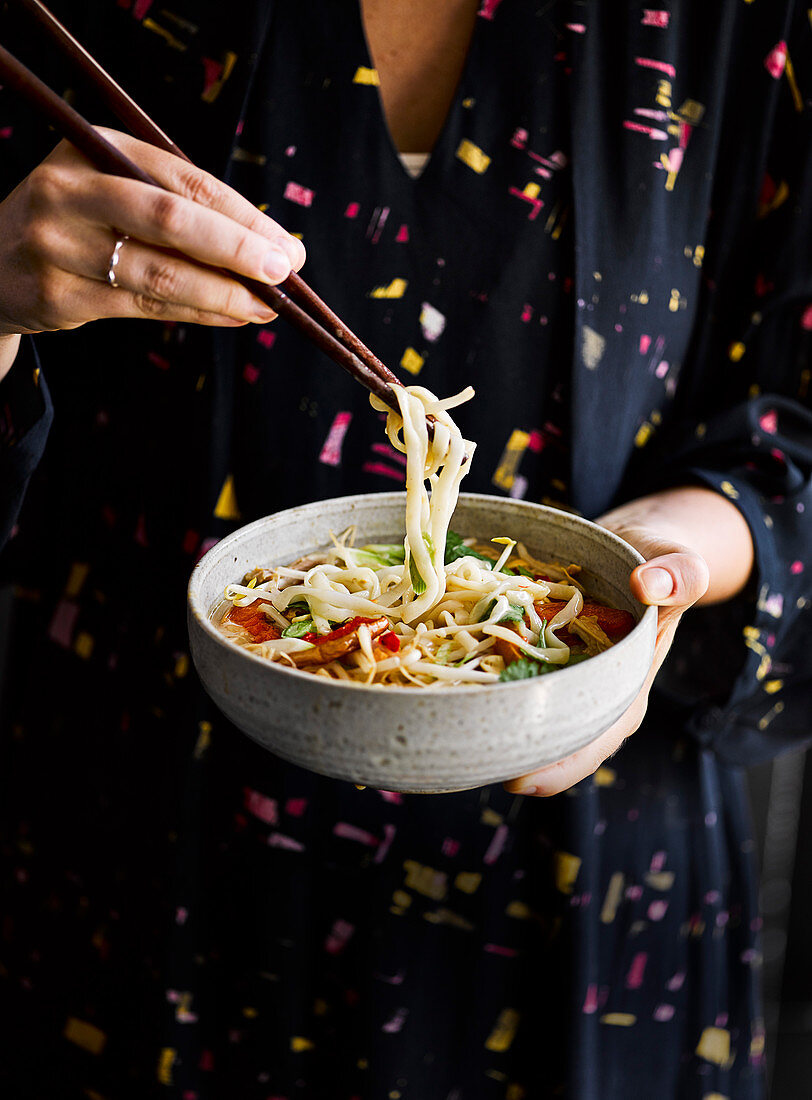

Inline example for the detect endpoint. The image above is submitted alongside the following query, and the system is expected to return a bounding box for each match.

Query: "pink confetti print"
[635,56,676,78]
[333,822,379,847]
[242,363,260,384]
[283,182,315,207]
[324,919,355,955]
[267,832,305,851]
[508,186,544,220]
[582,984,599,1014]
[511,128,529,149]
[442,837,461,857]
[256,329,276,350]
[759,409,778,433]
[624,121,668,140]
[484,944,518,957]
[626,952,647,989]
[395,224,409,242]
[642,10,670,28]
[801,304,812,330]
[521,304,534,323]
[377,790,404,804]
[362,461,406,482]
[650,850,667,873]
[285,797,308,816]
[201,59,224,97]
[566,23,586,34]
[176,907,189,925]
[639,334,651,354]
[133,0,154,19]
[345,202,361,219]
[648,900,669,921]
[0,127,13,139]
[243,787,278,825]
[527,430,545,452]
[483,823,509,865]
[319,412,353,467]
[764,41,787,79]
[371,443,407,466]
[373,823,396,864]
[654,1003,675,1022]
[666,971,685,992]
[478,0,505,20]
[790,561,804,575]
[48,600,79,648]
[382,1007,409,1033]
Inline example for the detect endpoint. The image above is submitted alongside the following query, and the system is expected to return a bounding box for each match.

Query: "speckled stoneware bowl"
[188,493,657,792]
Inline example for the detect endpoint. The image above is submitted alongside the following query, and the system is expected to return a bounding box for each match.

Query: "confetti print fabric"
[0,1,810,1097]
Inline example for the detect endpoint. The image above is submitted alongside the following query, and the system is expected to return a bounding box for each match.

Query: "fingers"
[504,691,648,797]
[632,550,709,610]
[91,129,306,270]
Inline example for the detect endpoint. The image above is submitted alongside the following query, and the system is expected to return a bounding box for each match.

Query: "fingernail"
[251,300,276,321]
[263,247,290,281]
[639,566,674,601]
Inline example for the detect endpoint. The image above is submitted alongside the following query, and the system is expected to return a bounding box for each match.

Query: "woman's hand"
[503,487,754,797]
[0,129,306,378]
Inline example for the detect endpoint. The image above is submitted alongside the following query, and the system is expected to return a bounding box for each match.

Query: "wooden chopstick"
[1,6,406,415]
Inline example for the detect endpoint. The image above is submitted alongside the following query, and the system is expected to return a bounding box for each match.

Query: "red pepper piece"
[380,631,400,652]
[305,616,383,645]
[227,602,282,643]
[534,600,635,640]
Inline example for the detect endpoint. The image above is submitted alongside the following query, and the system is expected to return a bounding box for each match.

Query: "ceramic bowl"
[188,492,658,792]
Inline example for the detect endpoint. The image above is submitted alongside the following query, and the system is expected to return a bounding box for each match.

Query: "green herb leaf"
[282,619,314,638]
[499,657,542,681]
[445,530,495,567]
[358,543,406,567]
[499,603,526,625]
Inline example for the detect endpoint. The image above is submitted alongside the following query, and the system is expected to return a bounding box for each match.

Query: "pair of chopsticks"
[0,0,411,419]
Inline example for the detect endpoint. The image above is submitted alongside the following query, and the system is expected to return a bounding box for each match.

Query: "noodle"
[214,384,635,686]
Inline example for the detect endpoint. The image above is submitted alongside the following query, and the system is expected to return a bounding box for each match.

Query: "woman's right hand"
[0,128,306,351]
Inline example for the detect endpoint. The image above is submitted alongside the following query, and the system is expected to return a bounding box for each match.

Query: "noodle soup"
[212,529,635,687]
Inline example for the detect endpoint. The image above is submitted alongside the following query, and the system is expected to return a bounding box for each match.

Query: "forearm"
[598,486,754,606]
[0,334,21,384]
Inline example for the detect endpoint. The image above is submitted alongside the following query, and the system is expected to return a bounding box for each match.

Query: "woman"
[0,1,809,1096]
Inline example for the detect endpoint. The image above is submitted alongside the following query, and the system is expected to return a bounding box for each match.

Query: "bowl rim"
[187,491,658,694]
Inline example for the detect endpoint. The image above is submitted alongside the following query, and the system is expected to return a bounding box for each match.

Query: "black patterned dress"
[0,2,810,1098]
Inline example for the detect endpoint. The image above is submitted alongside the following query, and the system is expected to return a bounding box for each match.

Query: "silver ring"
[106,234,129,288]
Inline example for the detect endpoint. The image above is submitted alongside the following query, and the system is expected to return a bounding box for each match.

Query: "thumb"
[631,551,710,610]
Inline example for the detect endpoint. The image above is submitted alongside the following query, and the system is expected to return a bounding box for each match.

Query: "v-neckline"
[350,0,484,186]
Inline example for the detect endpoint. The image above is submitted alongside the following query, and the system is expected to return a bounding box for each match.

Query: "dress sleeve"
[0,339,54,550]
[649,8,812,765]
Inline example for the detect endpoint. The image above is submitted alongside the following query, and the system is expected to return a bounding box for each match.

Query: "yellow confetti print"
[600,872,625,923]
[174,654,189,679]
[720,481,740,499]
[506,900,531,919]
[403,859,448,900]
[555,851,581,895]
[635,422,654,448]
[481,807,503,826]
[756,654,772,681]
[757,700,785,730]
[370,278,408,299]
[764,679,784,694]
[291,1037,315,1052]
[242,1006,258,1018]
[423,907,474,931]
[64,1017,106,1055]
[74,632,95,660]
[600,1013,637,1026]
[522,182,541,199]
[485,1008,521,1052]
[703,1094,730,1100]
[65,562,90,598]
[456,139,491,174]
[392,889,411,908]
[202,51,238,104]
[194,720,212,759]
[454,871,482,894]
[644,871,675,890]
[507,1085,527,1100]
[696,1027,731,1066]
[492,430,530,490]
[677,99,706,124]
[85,1091,108,1100]
[214,475,241,520]
[400,347,424,375]
[157,1048,175,1085]
[728,342,746,362]
[353,66,380,85]
[142,18,186,51]
[593,766,616,787]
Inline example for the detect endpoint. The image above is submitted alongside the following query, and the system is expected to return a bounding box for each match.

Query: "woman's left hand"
[502,486,754,798]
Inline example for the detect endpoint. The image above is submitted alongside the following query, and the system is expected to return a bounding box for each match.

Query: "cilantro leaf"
[282,618,314,639]
[499,603,526,625]
[499,658,543,681]
[445,530,496,567]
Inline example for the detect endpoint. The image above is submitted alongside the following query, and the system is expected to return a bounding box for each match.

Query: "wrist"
[0,334,22,383]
